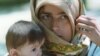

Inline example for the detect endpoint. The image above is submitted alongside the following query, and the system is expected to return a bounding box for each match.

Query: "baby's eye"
[32,48,36,52]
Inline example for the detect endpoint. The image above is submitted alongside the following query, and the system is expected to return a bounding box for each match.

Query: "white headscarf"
[30,0,85,44]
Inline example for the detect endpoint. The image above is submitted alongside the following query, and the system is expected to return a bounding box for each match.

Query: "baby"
[6,20,45,56]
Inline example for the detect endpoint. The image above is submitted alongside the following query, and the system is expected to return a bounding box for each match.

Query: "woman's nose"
[52,20,59,32]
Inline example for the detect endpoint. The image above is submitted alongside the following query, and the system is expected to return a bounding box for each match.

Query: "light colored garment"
[4,53,9,56]
[88,42,100,56]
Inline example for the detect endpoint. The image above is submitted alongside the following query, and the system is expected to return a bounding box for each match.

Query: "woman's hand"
[76,15,100,46]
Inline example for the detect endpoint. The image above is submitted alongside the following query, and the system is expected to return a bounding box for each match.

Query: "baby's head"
[6,20,45,56]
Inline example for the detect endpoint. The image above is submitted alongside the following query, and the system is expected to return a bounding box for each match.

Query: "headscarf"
[30,0,89,56]
[30,0,85,44]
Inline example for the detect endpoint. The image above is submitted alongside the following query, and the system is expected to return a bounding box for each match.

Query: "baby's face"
[17,40,44,56]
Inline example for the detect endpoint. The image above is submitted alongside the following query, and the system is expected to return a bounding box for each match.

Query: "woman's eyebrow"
[58,12,66,15]
[40,12,51,15]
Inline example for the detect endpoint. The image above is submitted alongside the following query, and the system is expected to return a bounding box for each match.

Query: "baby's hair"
[6,20,45,51]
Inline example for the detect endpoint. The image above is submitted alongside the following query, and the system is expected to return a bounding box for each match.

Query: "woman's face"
[38,4,72,42]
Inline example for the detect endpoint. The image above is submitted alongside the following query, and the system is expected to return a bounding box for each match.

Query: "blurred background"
[84,0,100,23]
[0,0,100,56]
[0,0,31,56]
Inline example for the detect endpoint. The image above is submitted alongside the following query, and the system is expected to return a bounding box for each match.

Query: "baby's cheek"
[37,51,42,56]
[37,49,42,56]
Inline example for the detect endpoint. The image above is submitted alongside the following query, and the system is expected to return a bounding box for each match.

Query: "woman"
[30,0,100,56]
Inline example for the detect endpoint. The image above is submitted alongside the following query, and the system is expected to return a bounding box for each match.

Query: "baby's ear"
[9,48,19,56]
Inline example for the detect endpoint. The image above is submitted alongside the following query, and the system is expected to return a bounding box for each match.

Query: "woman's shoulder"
[88,42,100,56]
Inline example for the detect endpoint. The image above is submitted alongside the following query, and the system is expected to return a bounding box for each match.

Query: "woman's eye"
[40,14,51,20]
[43,15,49,19]
[32,48,36,52]
[60,15,68,20]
